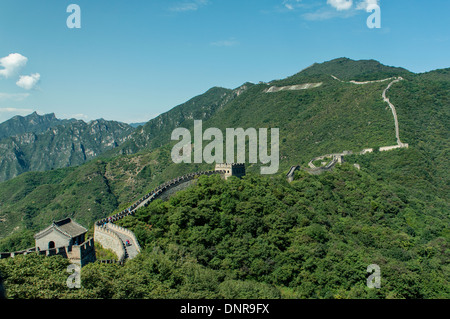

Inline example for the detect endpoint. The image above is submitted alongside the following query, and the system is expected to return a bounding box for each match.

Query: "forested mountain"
[0,111,74,141]
[110,85,251,156]
[0,57,447,237]
[0,115,135,182]
[0,58,448,299]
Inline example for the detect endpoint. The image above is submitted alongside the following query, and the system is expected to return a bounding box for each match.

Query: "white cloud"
[0,93,30,101]
[16,73,41,90]
[327,0,353,11]
[303,6,357,20]
[283,0,303,10]
[303,9,339,20]
[210,38,239,47]
[0,53,28,78]
[298,0,378,21]
[170,0,209,12]
[356,0,379,11]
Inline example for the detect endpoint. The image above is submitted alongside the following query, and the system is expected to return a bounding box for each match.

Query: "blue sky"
[0,0,448,123]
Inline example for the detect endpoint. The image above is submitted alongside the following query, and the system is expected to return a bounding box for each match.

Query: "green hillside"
[110,85,249,156]
[0,58,448,299]
[0,58,448,239]
[205,75,396,169]
[275,57,412,84]
[1,169,448,298]
[0,145,212,238]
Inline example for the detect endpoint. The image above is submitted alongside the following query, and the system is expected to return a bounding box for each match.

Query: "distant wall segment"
[94,165,245,262]
[94,225,126,262]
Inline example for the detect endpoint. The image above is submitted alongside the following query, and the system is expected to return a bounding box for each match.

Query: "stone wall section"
[94,225,126,262]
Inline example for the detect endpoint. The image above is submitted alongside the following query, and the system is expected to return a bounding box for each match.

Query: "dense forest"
[0,58,447,240]
[0,58,448,299]
[1,165,448,299]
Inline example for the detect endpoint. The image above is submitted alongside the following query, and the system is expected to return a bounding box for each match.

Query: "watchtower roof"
[215,163,245,168]
[34,218,87,240]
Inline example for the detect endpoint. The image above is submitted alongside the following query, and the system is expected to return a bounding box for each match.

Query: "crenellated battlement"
[0,237,95,267]
[94,224,126,262]
[215,163,245,179]
[2,165,246,266]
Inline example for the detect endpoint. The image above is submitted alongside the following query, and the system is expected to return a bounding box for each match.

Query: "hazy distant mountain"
[0,112,76,141]
[112,84,252,156]
[0,114,135,182]
[129,122,147,128]
[0,57,448,240]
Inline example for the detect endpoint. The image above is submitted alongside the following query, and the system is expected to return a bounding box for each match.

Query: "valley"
[0,58,448,299]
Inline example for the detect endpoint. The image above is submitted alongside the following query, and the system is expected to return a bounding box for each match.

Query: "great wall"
[286,74,409,178]
[0,164,245,266]
[264,82,323,93]
[93,168,230,264]
[1,74,409,266]
[0,237,96,267]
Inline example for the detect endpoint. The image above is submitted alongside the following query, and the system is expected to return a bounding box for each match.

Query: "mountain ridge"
[0,57,447,240]
[0,111,76,141]
[0,114,135,182]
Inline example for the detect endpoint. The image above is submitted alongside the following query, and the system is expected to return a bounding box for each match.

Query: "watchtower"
[34,218,96,267]
[34,218,88,251]
[215,163,246,180]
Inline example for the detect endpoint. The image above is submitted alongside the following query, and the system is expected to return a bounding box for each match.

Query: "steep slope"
[0,147,182,236]
[0,84,255,237]
[0,118,135,182]
[274,57,412,85]
[203,63,408,171]
[110,85,252,156]
[0,112,75,141]
[110,58,417,169]
[0,58,447,244]
[416,67,450,82]
[1,168,448,299]
[350,68,450,200]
